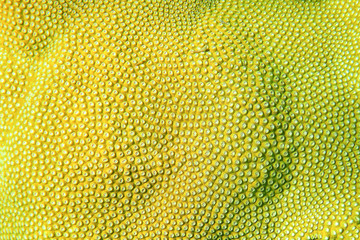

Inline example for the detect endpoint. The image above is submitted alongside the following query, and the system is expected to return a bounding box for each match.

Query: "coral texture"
[0,0,360,239]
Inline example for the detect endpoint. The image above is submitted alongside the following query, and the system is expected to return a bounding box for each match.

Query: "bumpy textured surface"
[0,0,360,239]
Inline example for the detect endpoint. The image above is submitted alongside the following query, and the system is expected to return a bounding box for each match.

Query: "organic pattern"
[0,0,360,239]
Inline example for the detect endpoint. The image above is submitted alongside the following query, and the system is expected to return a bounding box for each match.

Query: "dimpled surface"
[0,0,360,239]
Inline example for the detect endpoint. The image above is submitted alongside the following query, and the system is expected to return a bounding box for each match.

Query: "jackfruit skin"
[0,0,360,239]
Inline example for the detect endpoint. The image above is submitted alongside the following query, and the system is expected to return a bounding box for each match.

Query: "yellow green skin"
[0,0,360,239]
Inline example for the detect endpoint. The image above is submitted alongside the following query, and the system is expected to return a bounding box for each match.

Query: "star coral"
[0,0,360,239]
